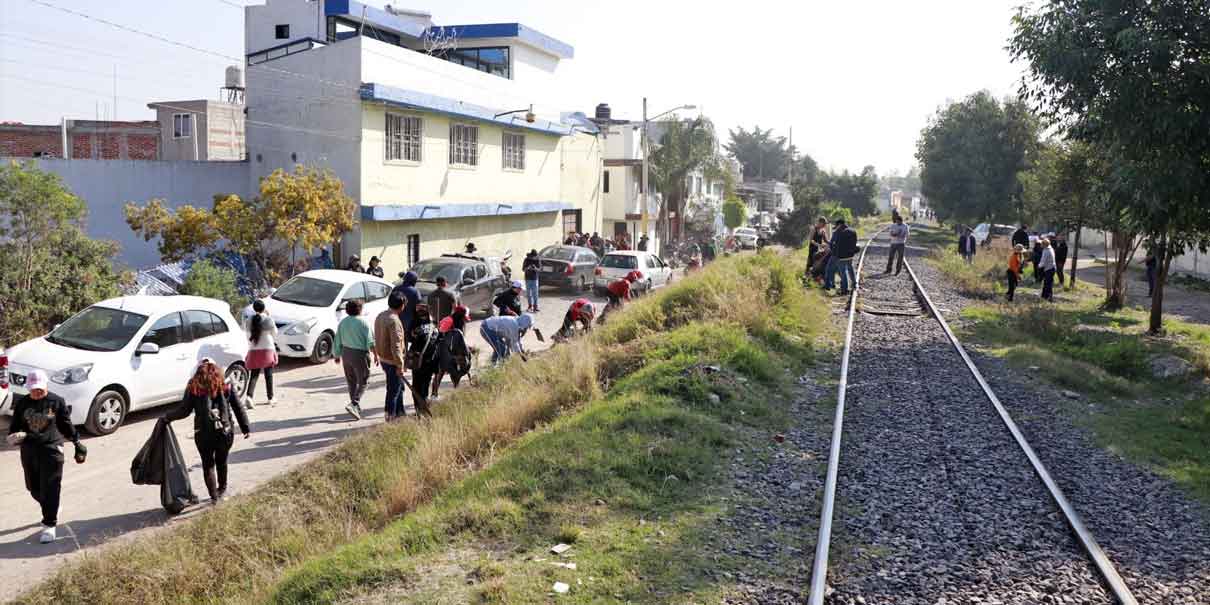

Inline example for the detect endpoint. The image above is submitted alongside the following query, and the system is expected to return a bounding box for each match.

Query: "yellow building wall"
[558,132,605,235]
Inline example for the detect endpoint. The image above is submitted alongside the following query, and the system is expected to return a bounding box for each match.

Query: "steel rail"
[901,258,1139,605]
[807,226,886,605]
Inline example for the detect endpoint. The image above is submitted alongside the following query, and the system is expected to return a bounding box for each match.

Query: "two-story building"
[244,0,602,276]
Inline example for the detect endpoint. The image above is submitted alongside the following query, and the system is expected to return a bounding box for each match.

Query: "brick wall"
[0,126,63,157]
[1,121,160,160]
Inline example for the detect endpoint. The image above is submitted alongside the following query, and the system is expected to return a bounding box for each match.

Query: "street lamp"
[641,99,696,252]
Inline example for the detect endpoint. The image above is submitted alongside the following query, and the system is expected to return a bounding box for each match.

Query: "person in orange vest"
[1006,244,1025,302]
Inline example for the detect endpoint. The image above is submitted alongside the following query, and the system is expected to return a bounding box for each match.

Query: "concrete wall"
[18,158,251,268]
[154,100,208,161]
[559,132,604,236]
[246,0,323,54]
[207,102,247,161]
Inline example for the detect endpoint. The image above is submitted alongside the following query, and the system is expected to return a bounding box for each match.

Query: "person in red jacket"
[557,298,596,341]
[606,271,640,307]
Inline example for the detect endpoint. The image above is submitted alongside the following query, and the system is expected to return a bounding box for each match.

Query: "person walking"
[7,369,86,544]
[374,294,408,421]
[393,271,422,346]
[165,359,250,504]
[480,313,533,364]
[1006,244,1025,301]
[1039,238,1057,301]
[807,217,828,277]
[886,215,909,274]
[244,299,278,407]
[494,280,525,317]
[1053,232,1069,287]
[958,228,977,264]
[433,305,471,399]
[522,249,541,313]
[1012,224,1031,250]
[427,276,457,323]
[826,219,858,295]
[406,305,439,416]
[333,299,375,421]
[366,256,385,278]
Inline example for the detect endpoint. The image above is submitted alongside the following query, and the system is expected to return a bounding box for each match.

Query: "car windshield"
[411,260,468,284]
[600,254,638,269]
[45,306,148,352]
[271,276,343,307]
[540,246,576,261]
[991,225,1015,236]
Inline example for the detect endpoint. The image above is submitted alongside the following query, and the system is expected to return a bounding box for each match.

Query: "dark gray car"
[403,254,508,318]
[537,245,598,292]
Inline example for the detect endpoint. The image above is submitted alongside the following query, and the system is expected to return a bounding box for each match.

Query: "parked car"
[407,254,509,318]
[538,245,599,292]
[1,296,250,435]
[262,270,393,363]
[593,251,674,296]
[972,223,1018,249]
[733,227,760,249]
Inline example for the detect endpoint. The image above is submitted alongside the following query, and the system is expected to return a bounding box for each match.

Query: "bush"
[180,260,244,316]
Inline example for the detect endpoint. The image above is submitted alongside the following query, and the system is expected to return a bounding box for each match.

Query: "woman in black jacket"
[165,359,251,503]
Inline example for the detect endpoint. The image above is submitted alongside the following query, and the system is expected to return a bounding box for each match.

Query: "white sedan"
[2,296,250,435]
[259,270,394,363]
[733,228,760,249]
[593,251,674,296]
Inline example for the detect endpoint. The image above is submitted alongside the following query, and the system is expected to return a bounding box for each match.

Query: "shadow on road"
[0,506,166,560]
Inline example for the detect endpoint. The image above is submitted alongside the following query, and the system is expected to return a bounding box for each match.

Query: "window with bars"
[448,123,478,166]
[502,132,525,171]
[385,114,422,162]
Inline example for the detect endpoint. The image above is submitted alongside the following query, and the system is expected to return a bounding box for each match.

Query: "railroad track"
[808,228,1138,605]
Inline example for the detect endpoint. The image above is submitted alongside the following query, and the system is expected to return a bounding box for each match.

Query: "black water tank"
[595,103,611,121]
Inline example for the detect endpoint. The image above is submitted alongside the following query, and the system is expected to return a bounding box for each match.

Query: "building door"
[562,209,582,238]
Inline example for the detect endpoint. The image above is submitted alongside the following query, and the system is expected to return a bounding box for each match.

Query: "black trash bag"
[131,418,199,514]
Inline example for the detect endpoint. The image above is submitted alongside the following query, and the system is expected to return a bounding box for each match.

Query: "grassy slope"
[920,224,1210,502]
[18,251,830,605]
[267,252,829,604]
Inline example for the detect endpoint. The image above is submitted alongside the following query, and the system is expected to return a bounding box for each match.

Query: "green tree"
[180,260,244,316]
[260,166,358,273]
[648,117,718,241]
[725,126,792,181]
[916,91,1041,225]
[722,199,747,231]
[820,166,879,217]
[0,162,126,341]
[1011,0,1210,332]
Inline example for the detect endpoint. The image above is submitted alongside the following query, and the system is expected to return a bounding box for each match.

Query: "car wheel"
[225,362,249,399]
[85,389,127,436]
[310,331,334,364]
[646,279,654,295]
[578,275,588,293]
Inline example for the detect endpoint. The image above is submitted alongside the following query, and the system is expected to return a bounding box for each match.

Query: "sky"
[0,0,1028,175]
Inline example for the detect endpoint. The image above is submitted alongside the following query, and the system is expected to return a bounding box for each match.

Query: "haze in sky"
[0,0,1026,175]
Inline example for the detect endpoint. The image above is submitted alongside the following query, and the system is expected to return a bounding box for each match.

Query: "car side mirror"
[462,278,475,287]
[136,342,160,356]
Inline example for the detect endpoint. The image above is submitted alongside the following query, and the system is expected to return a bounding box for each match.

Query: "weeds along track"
[809,229,1137,605]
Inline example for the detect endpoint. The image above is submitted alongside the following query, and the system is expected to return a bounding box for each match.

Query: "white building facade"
[244,0,602,276]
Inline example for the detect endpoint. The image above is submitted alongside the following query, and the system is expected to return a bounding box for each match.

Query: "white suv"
[2,296,250,435]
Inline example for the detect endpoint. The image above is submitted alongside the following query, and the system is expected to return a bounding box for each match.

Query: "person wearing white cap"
[6,369,86,544]
[164,358,251,503]
[479,313,533,364]
[492,280,525,317]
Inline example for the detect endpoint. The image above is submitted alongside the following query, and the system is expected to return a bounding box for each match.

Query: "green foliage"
[722,199,747,231]
[725,126,792,181]
[648,117,718,237]
[916,91,1041,225]
[180,260,245,316]
[0,162,125,343]
[820,166,879,217]
[819,201,853,226]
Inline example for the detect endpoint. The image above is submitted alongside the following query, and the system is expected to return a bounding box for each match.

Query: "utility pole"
[641,97,649,252]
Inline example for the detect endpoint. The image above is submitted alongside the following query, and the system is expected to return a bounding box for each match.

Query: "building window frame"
[406,234,421,266]
[172,113,193,139]
[431,46,511,79]
[502,132,525,171]
[448,123,479,168]
[385,113,422,164]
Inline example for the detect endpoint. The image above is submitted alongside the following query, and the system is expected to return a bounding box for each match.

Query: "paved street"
[0,286,609,602]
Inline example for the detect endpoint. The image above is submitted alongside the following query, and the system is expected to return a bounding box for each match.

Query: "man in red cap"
[557,298,596,341]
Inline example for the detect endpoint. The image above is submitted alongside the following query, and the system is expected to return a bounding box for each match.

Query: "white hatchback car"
[2,296,250,435]
[593,251,674,296]
[733,227,760,249]
[260,270,394,363]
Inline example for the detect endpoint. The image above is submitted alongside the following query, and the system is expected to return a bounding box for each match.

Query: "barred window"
[385,114,422,162]
[449,123,478,166]
[502,132,525,171]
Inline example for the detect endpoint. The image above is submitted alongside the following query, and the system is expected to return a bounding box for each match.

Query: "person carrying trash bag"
[162,358,251,505]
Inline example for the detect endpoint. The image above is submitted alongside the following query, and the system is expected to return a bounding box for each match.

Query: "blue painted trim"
[435,23,574,58]
[360,83,574,137]
[324,0,427,38]
[246,37,325,58]
[361,202,573,222]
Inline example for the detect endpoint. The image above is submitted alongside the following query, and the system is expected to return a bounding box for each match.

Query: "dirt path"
[1072,263,1210,326]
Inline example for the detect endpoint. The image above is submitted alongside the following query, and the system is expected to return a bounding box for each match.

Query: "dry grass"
[929,247,1007,299]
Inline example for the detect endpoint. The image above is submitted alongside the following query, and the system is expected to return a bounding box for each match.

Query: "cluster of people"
[563,231,650,256]
[1003,224,1067,302]
[342,254,386,278]
[805,216,861,295]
